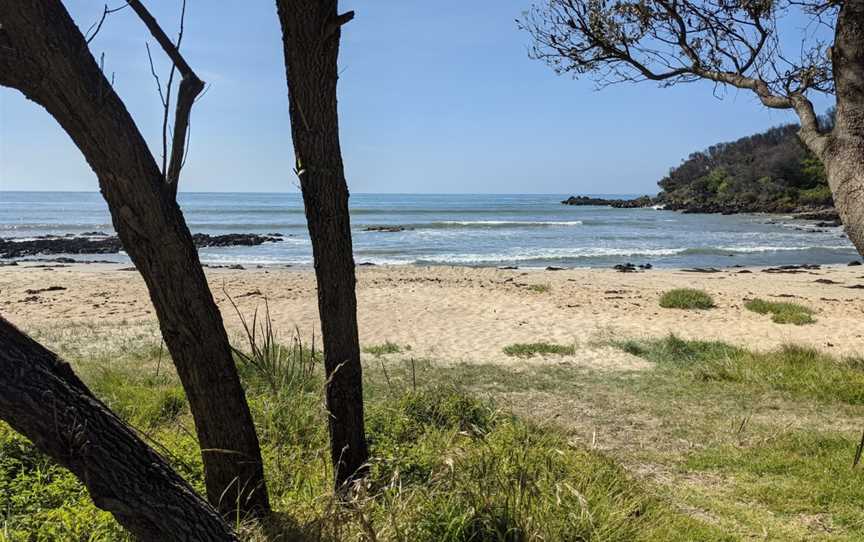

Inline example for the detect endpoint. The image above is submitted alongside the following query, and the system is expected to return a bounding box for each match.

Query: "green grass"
[659,288,716,309]
[362,341,408,357]
[616,335,864,405]
[687,431,864,536]
[1,330,730,541]
[502,342,576,358]
[745,298,815,325]
[0,425,128,541]
[526,283,551,293]
[9,322,864,540]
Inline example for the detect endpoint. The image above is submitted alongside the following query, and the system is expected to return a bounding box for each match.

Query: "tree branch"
[85,3,129,45]
[324,10,354,39]
[697,67,829,155]
[127,0,203,199]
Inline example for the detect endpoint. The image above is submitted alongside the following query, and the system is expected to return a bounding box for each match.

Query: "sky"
[0,1,836,195]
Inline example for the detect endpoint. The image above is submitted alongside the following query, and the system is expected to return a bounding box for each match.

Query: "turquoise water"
[0,191,857,268]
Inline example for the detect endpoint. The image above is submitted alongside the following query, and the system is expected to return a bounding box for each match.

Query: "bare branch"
[127,0,195,80]
[324,10,355,39]
[127,0,203,199]
[85,3,128,45]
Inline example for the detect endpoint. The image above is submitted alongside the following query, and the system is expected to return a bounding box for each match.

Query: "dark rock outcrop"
[561,195,655,208]
[363,225,412,233]
[0,233,282,259]
[794,209,841,222]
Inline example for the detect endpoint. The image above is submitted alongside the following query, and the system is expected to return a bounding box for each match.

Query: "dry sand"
[2,263,863,366]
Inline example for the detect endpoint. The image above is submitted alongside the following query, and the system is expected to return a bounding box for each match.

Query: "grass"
[744,298,815,325]
[0,327,730,542]
[502,342,576,358]
[7,321,864,540]
[526,283,551,293]
[659,288,715,309]
[615,335,864,405]
[362,341,408,357]
[686,431,864,536]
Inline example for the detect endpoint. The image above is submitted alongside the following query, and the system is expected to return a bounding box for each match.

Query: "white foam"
[437,220,583,226]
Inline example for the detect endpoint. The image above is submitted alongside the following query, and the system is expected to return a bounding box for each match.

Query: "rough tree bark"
[0,1,269,516]
[0,316,238,541]
[819,1,864,256]
[274,0,369,487]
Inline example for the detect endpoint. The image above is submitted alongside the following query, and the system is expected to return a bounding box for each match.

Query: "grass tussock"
[616,335,864,405]
[362,341,409,357]
[744,298,815,325]
[659,288,715,309]
[503,342,576,358]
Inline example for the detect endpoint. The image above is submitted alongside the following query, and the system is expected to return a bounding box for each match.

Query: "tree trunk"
[821,0,864,257]
[274,0,369,487]
[0,316,238,541]
[0,1,269,517]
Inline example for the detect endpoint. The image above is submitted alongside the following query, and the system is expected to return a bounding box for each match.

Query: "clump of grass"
[659,288,715,309]
[616,335,864,404]
[503,342,576,358]
[526,283,551,293]
[228,295,319,395]
[745,298,815,325]
[363,341,408,357]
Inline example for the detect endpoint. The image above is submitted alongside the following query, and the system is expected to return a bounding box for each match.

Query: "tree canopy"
[657,121,832,213]
[520,0,837,154]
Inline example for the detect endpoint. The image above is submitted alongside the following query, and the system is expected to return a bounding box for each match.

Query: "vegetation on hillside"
[657,121,833,214]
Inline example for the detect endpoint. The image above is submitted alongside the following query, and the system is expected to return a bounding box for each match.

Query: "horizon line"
[0,189,656,196]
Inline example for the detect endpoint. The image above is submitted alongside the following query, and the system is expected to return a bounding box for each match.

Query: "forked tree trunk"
[274,0,369,487]
[0,316,237,541]
[820,0,864,257]
[0,1,269,517]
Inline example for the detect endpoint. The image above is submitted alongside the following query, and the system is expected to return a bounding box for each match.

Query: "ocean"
[0,191,857,268]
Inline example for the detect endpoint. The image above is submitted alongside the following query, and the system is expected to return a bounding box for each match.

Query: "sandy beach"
[3,262,863,363]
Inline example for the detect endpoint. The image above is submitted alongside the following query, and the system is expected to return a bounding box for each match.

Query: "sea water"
[0,191,857,268]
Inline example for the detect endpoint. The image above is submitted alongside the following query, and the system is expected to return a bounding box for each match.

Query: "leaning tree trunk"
[274,0,368,487]
[820,0,864,257]
[0,316,238,541]
[0,2,269,517]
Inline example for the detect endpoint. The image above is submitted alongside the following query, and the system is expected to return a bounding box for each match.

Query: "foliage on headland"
[564,116,837,217]
[656,122,832,214]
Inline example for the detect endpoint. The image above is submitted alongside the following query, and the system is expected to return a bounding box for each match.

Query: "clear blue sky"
[0,1,835,194]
